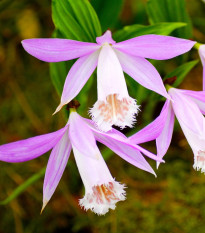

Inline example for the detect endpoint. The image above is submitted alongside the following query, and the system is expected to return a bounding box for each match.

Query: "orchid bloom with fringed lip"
[199,44,205,90]
[0,110,163,215]
[129,87,205,173]
[22,31,195,131]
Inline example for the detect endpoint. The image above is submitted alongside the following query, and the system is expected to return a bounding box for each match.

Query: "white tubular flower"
[89,43,139,132]
[73,146,126,215]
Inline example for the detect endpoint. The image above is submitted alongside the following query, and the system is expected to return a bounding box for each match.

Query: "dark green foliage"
[113,22,186,41]
[147,0,192,38]
[50,0,101,96]
[164,60,199,87]
[52,0,101,42]
[90,0,124,32]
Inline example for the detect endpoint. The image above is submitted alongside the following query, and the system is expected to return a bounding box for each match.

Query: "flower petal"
[114,49,170,99]
[73,145,125,215]
[97,44,129,101]
[72,145,113,191]
[199,45,205,66]
[129,100,171,144]
[42,129,71,211]
[54,49,100,114]
[68,112,99,159]
[0,127,67,163]
[94,131,157,176]
[169,88,205,135]
[156,101,175,168]
[113,35,196,60]
[180,90,205,114]
[22,39,100,62]
[203,68,205,91]
[85,120,164,176]
[86,118,163,163]
[179,122,205,157]
[199,45,205,90]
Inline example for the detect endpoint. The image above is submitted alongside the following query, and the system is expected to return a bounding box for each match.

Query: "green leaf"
[146,0,192,39]
[52,0,101,42]
[50,60,72,95]
[0,168,45,205]
[113,22,186,42]
[90,0,124,32]
[51,0,101,94]
[164,60,199,87]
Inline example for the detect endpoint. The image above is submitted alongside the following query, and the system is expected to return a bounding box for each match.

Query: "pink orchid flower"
[0,111,163,215]
[130,87,205,172]
[22,31,195,131]
[199,44,205,90]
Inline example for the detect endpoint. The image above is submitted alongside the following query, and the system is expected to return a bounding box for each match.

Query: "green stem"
[0,167,45,205]
[194,42,203,50]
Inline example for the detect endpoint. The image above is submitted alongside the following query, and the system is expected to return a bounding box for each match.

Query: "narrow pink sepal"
[85,118,163,163]
[0,127,68,163]
[169,88,205,135]
[53,49,99,114]
[22,38,100,62]
[114,49,170,99]
[199,45,205,90]
[203,68,205,91]
[180,90,205,114]
[113,35,196,60]
[129,100,171,144]
[156,101,175,168]
[42,129,71,211]
[93,130,157,176]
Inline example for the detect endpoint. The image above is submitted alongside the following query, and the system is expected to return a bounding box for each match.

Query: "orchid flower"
[0,110,163,215]
[199,44,205,90]
[130,87,205,172]
[22,31,195,131]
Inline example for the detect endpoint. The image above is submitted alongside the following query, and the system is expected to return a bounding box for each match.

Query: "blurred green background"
[0,0,205,232]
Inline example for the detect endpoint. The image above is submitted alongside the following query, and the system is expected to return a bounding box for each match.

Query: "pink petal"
[129,100,171,144]
[199,45,205,90]
[68,112,99,159]
[156,101,175,168]
[114,49,170,99]
[199,45,205,66]
[42,129,71,211]
[180,90,205,114]
[22,39,100,62]
[93,130,157,176]
[203,68,205,91]
[113,35,196,60]
[0,127,68,163]
[85,119,166,176]
[54,49,100,114]
[169,88,204,135]
[85,118,163,163]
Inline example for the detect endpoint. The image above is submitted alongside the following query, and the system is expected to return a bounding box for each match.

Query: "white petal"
[92,44,140,131]
[72,146,126,215]
[97,44,129,100]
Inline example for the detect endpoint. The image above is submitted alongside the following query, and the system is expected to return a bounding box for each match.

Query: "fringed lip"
[79,181,126,215]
